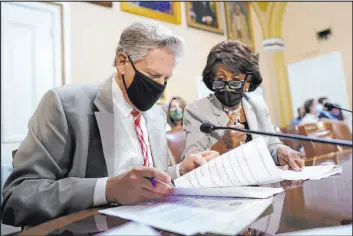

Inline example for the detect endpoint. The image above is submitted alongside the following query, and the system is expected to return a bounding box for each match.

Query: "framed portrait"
[225,2,255,49]
[89,2,113,8]
[121,2,181,25]
[185,2,224,34]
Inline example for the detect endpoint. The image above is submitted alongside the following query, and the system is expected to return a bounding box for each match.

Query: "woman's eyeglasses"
[212,80,245,90]
[211,73,252,90]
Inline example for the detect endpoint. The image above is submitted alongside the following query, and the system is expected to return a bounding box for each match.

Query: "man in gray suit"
[1,22,218,227]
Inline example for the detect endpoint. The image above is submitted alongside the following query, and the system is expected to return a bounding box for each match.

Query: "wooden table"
[20,150,352,236]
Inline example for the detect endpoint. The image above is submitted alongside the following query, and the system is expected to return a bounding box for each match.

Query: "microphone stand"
[325,103,352,113]
[210,126,353,147]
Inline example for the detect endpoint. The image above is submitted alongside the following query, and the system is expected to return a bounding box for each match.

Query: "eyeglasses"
[212,80,245,90]
[211,73,252,90]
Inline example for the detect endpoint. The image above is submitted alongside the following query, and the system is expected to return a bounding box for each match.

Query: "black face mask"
[122,56,166,112]
[215,88,244,107]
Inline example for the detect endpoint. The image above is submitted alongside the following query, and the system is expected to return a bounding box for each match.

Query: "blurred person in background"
[317,96,338,120]
[182,40,305,172]
[166,97,187,165]
[330,104,344,121]
[290,107,306,126]
[300,98,320,124]
[167,96,186,133]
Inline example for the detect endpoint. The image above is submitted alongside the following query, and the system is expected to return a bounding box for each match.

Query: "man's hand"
[179,150,219,176]
[277,145,306,172]
[105,166,173,205]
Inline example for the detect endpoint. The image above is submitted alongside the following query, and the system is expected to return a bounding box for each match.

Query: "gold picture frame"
[224,2,255,49]
[121,2,181,25]
[89,2,113,8]
[185,2,224,35]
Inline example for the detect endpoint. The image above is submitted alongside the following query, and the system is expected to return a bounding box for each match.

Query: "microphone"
[324,102,352,113]
[200,122,353,147]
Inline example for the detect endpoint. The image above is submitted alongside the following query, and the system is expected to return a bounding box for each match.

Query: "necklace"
[224,103,242,124]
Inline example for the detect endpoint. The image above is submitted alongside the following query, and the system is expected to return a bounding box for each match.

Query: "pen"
[144,176,156,187]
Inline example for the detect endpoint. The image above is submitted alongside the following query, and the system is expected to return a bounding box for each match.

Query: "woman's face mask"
[169,106,183,121]
[316,104,323,114]
[215,87,244,107]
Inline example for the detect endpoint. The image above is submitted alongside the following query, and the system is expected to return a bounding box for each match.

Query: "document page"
[173,186,284,199]
[99,195,273,235]
[279,165,342,180]
[174,137,343,189]
[174,138,282,188]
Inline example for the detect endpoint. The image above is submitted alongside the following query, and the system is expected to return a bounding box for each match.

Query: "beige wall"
[68,2,226,103]
[67,2,352,115]
[282,2,352,109]
[67,2,273,107]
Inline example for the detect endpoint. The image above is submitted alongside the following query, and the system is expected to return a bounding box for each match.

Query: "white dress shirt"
[93,76,181,206]
[93,76,153,206]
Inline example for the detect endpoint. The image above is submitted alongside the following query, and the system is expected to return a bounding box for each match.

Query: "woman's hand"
[277,145,306,171]
[223,124,247,150]
[179,150,219,176]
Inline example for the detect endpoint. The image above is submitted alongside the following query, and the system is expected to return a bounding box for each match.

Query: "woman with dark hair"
[290,107,306,126]
[317,96,338,120]
[300,98,320,124]
[182,40,305,171]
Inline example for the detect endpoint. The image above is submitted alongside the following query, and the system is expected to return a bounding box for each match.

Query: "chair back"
[331,120,352,140]
[280,126,302,151]
[298,121,339,157]
[330,120,353,150]
[166,128,186,165]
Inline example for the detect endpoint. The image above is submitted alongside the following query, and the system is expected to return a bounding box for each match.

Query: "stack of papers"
[173,186,284,199]
[100,195,274,235]
[99,138,343,235]
[174,138,342,189]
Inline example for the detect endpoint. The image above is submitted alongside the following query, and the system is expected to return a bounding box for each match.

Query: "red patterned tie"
[131,110,150,167]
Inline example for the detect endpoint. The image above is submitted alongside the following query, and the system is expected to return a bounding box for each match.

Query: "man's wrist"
[105,177,118,205]
[94,177,109,206]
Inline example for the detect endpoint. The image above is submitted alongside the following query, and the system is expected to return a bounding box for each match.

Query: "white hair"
[114,21,185,66]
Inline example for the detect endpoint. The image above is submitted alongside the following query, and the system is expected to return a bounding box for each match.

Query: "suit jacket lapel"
[210,95,228,126]
[93,75,115,176]
[143,110,166,170]
[242,95,260,140]
[208,95,228,139]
